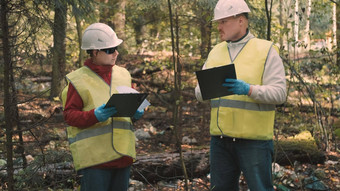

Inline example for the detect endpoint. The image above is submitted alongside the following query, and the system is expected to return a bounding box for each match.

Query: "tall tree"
[74,7,85,67]
[279,0,283,49]
[1,0,56,188]
[112,0,126,49]
[50,0,67,99]
[167,1,188,190]
[336,1,340,66]
[294,0,299,57]
[303,0,312,50]
[265,0,273,40]
[332,1,336,49]
[1,1,15,190]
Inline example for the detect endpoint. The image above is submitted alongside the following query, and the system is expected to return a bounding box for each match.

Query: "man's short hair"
[237,13,249,19]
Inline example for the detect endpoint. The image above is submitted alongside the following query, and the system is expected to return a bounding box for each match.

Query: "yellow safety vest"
[61,65,136,171]
[206,38,276,140]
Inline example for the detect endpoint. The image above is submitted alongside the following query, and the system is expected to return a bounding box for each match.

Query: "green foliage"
[124,0,218,57]
[125,0,169,52]
[247,1,267,39]
[69,0,97,20]
[335,129,340,139]
[309,1,333,39]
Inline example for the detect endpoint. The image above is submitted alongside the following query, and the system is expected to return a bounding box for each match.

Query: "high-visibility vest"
[206,38,276,140]
[61,65,136,171]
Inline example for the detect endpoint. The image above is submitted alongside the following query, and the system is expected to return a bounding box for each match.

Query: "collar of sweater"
[227,31,254,47]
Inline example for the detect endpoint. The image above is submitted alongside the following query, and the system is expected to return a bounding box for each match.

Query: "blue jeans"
[210,136,274,191]
[78,166,131,191]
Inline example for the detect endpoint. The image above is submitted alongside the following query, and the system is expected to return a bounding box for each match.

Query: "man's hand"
[222,79,250,95]
[94,104,117,122]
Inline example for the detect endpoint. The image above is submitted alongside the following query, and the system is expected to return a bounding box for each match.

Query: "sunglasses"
[99,47,117,54]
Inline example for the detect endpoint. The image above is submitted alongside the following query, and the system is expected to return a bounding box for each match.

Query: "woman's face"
[92,47,119,66]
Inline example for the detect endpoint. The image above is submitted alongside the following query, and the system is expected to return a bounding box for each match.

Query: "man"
[195,0,286,190]
[61,23,144,191]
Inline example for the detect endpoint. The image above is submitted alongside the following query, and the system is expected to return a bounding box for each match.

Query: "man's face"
[217,16,243,42]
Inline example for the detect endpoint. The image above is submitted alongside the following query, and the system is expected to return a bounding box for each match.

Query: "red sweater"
[63,58,133,169]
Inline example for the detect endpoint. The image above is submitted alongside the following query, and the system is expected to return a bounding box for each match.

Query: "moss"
[274,131,325,165]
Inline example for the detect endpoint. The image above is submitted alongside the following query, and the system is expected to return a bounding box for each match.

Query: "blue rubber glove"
[94,104,117,122]
[222,79,250,95]
[133,110,144,120]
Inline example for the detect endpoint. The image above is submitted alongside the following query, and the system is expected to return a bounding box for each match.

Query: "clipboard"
[104,93,148,117]
[195,64,237,100]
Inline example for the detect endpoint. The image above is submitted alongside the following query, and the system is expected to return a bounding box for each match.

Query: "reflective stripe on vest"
[211,99,275,111]
[206,38,276,140]
[68,121,132,144]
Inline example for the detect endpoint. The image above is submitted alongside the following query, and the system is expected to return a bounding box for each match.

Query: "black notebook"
[195,64,237,100]
[104,93,148,117]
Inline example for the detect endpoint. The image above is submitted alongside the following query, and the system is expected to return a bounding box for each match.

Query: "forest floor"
[0,53,339,190]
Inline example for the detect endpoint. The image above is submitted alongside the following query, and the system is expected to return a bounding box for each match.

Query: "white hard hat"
[212,0,251,21]
[81,23,123,50]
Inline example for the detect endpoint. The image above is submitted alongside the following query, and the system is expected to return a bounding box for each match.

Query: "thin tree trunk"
[112,0,127,51]
[1,0,15,190]
[133,20,147,54]
[336,1,340,66]
[167,1,188,190]
[304,0,311,50]
[175,9,188,190]
[50,0,67,99]
[75,13,84,67]
[294,0,299,57]
[279,0,283,49]
[332,2,336,49]
[198,7,212,59]
[265,0,273,41]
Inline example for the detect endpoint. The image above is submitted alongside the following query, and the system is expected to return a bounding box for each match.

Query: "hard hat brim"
[81,39,123,50]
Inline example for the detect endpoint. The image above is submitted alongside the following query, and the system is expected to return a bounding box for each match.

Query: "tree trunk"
[304,0,311,50]
[50,0,67,99]
[294,0,299,56]
[132,150,210,183]
[11,145,324,185]
[112,0,126,52]
[133,19,147,54]
[75,12,84,68]
[167,1,188,190]
[265,0,273,41]
[1,0,15,190]
[131,138,326,183]
[279,0,283,49]
[197,6,212,59]
[332,1,336,49]
[336,1,340,66]
[274,139,326,166]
